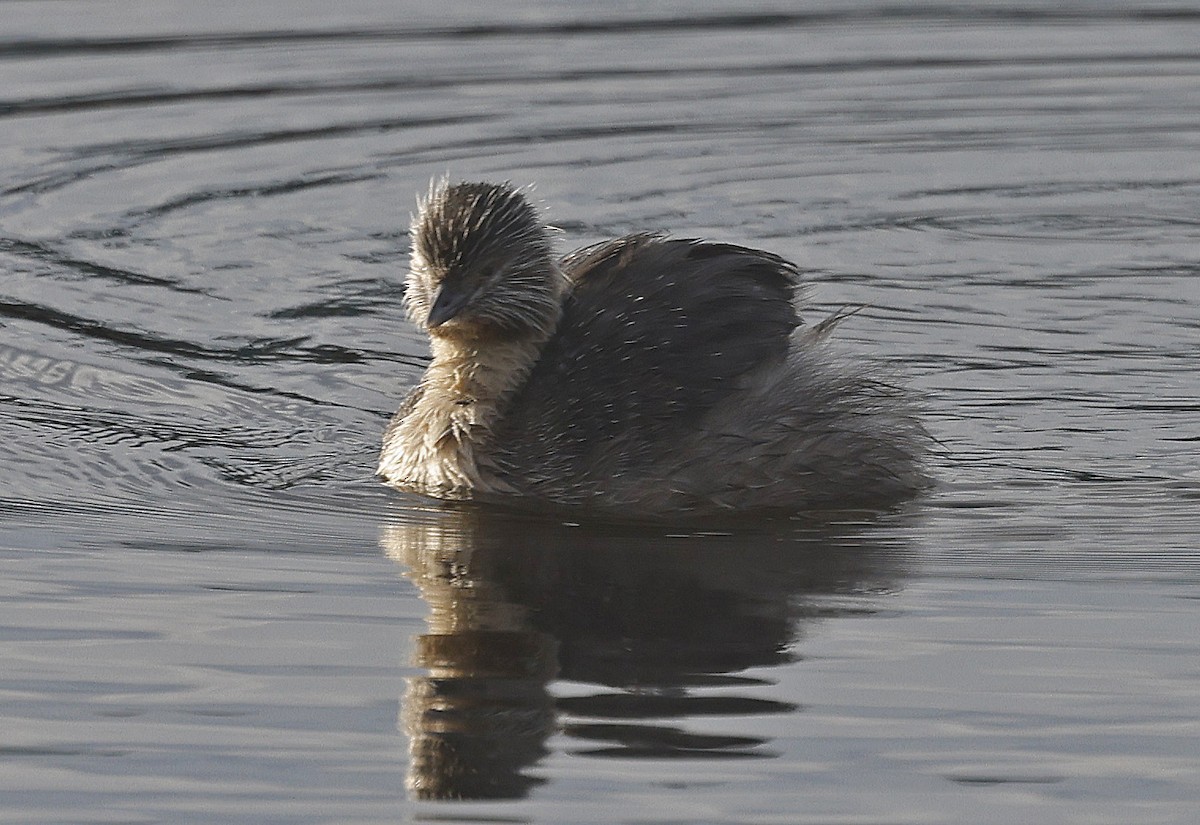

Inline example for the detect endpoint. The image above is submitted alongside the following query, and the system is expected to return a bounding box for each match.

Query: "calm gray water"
[2,1,1198,823]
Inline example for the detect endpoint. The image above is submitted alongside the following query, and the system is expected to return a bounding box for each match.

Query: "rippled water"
[3,2,1199,823]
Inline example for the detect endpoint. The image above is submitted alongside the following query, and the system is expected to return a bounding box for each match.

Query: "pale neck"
[424,329,550,420]
[380,271,568,496]
[380,312,560,496]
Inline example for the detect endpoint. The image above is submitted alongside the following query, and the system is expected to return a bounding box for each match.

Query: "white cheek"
[409,246,430,271]
[405,259,435,322]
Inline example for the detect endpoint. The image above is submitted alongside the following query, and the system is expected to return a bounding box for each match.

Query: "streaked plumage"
[378,180,929,513]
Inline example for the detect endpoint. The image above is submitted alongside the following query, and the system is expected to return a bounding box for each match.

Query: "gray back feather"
[492,234,802,481]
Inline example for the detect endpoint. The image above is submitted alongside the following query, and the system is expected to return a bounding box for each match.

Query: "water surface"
[2,2,1198,823]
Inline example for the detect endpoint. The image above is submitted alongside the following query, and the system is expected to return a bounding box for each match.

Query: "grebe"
[378,180,928,513]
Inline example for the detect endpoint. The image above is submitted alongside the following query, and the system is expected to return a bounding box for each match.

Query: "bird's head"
[406,180,562,341]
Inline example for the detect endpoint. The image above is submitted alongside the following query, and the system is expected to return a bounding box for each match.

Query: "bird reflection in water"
[381,505,911,800]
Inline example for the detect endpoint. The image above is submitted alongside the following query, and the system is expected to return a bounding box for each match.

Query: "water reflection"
[382,505,912,800]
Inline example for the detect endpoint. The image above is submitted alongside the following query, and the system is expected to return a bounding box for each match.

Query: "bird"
[378,179,929,515]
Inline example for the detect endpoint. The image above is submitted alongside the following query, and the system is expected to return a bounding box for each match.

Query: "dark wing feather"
[493,234,801,482]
